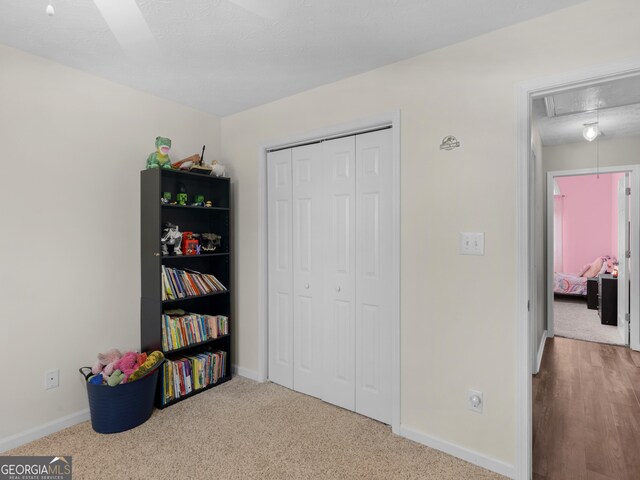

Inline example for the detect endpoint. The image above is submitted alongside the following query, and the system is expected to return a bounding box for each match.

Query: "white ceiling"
[1,0,586,116]
[534,76,640,146]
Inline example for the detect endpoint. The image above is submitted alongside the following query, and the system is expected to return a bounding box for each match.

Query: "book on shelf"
[161,311,229,352]
[161,266,227,301]
[161,350,227,405]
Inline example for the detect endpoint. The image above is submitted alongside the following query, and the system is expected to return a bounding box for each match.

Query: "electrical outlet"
[459,232,485,256]
[45,369,59,390]
[468,389,483,413]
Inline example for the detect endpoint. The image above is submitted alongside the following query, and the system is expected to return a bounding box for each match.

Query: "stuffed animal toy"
[210,160,226,177]
[91,348,122,380]
[128,351,165,383]
[146,137,172,169]
[107,370,125,387]
[137,352,148,366]
[112,351,140,383]
[88,373,103,385]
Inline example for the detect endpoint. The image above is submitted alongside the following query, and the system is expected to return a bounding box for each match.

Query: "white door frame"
[546,166,639,342]
[516,58,640,480]
[257,110,401,434]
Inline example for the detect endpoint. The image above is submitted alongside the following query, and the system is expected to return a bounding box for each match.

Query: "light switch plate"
[459,232,485,256]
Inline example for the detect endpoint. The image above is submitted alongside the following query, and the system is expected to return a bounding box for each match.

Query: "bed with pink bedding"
[553,272,588,296]
[553,256,616,297]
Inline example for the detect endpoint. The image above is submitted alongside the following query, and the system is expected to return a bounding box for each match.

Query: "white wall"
[0,44,221,444]
[543,136,640,172]
[220,0,640,467]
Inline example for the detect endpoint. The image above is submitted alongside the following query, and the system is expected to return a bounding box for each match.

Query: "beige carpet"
[7,377,504,479]
[554,297,624,345]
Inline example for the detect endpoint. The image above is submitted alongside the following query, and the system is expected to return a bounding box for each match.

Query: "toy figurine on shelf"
[191,195,205,207]
[210,160,226,177]
[201,233,222,252]
[204,200,213,208]
[176,184,187,206]
[161,223,182,256]
[161,192,172,204]
[146,137,172,169]
[181,232,199,255]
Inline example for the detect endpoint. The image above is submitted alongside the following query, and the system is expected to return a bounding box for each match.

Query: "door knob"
[336,286,341,292]
[305,283,310,289]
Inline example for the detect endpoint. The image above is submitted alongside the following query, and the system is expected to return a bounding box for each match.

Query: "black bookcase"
[140,168,232,408]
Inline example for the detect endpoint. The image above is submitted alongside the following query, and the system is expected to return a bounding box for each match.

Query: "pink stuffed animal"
[92,349,122,380]
[112,351,140,383]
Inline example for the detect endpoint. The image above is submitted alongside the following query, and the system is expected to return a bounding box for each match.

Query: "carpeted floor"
[7,377,504,479]
[554,297,624,345]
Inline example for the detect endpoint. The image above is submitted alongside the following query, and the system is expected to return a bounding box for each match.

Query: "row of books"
[161,266,227,301]
[160,350,227,405]
[161,312,229,352]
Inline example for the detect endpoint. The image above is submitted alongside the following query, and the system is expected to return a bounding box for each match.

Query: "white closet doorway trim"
[257,111,401,434]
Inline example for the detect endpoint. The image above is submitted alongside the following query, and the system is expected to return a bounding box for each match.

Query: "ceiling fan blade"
[226,0,289,20]
[94,0,159,58]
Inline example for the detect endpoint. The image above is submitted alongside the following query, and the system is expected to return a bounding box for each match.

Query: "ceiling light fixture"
[46,1,54,16]
[582,122,599,142]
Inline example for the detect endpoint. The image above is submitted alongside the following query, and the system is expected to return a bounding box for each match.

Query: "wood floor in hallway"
[533,336,640,480]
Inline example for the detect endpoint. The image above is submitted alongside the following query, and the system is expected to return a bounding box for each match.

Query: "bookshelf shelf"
[141,168,232,408]
[164,335,230,355]
[162,253,229,261]
[162,204,229,211]
[159,375,232,409]
[162,290,229,304]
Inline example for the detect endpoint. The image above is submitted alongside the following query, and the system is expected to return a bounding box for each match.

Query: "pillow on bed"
[581,257,604,278]
[576,264,590,277]
[598,261,608,275]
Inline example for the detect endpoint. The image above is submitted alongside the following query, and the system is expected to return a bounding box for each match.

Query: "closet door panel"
[322,136,356,411]
[292,144,323,398]
[267,149,294,389]
[355,129,393,424]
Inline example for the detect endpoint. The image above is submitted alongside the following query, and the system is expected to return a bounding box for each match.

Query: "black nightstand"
[598,274,618,326]
[587,277,599,310]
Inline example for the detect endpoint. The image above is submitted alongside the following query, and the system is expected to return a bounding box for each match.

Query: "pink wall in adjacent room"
[556,173,618,274]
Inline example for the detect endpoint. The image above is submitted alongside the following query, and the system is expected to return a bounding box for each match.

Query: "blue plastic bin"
[79,366,161,434]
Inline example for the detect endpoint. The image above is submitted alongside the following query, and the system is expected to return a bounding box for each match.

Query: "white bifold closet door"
[291,144,324,398]
[322,136,357,410]
[267,148,294,389]
[267,128,392,424]
[353,129,393,424]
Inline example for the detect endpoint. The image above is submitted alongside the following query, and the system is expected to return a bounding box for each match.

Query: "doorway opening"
[547,169,633,347]
[525,71,640,479]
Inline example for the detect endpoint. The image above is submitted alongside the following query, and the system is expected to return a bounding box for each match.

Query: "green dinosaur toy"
[146,137,172,169]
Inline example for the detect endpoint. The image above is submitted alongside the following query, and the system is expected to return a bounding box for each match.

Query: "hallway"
[533,337,640,479]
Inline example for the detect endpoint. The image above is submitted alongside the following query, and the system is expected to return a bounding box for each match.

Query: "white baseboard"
[400,425,515,479]
[534,330,548,375]
[0,408,90,454]
[232,364,261,382]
